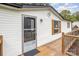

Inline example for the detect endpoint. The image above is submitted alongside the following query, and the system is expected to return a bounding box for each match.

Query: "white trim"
[0,4,19,10]
[0,4,64,21]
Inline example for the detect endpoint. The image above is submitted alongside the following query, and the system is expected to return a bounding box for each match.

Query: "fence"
[62,29,79,55]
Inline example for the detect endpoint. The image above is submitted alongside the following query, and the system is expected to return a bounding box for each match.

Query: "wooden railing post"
[0,35,3,56]
[62,32,64,54]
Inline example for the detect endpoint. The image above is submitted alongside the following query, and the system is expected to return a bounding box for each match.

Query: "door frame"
[22,14,37,55]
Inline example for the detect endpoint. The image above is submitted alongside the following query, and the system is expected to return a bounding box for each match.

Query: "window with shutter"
[52,20,61,34]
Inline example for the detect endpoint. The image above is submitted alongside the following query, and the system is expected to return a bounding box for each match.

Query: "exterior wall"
[20,10,62,47]
[0,7,62,55]
[72,21,79,27]
[0,8,22,56]
[61,20,72,33]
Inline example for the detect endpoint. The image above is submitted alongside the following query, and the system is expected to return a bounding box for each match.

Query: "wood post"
[62,32,64,54]
[52,19,54,35]
[0,35,3,56]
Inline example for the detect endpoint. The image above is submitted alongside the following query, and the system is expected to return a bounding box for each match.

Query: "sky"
[50,3,79,13]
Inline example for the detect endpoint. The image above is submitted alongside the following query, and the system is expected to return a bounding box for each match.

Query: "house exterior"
[61,20,72,33]
[0,3,71,56]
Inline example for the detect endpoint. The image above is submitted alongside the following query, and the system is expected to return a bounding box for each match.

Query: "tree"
[60,10,71,21]
[60,10,77,30]
[60,10,79,22]
[74,11,79,21]
[69,15,77,22]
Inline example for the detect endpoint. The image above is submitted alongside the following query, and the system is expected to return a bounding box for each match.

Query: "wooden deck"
[35,38,64,56]
[23,29,79,56]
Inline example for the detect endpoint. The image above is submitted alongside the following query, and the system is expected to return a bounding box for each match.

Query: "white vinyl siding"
[62,21,71,33]
[20,10,62,47]
[0,7,62,56]
[0,8,22,56]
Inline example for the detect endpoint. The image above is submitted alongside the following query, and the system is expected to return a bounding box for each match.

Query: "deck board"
[35,38,64,56]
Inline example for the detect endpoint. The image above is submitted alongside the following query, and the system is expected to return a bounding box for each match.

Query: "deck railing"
[62,29,79,55]
[67,28,79,35]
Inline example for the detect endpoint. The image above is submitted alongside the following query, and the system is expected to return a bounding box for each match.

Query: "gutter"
[0,3,64,21]
[0,4,21,11]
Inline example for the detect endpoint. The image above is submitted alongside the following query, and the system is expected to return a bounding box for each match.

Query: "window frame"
[52,20,61,35]
[23,17,36,42]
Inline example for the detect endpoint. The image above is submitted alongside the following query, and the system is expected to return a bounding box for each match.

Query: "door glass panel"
[24,17,31,29]
[31,20,34,29]
[24,17,35,29]
[24,30,35,42]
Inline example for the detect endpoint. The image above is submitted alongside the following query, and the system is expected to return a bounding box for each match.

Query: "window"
[67,22,70,28]
[52,20,61,34]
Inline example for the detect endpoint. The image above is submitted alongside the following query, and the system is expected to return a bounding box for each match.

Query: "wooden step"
[66,52,76,56]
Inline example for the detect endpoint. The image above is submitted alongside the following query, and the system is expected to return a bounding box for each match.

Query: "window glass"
[54,21,58,28]
[67,22,70,28]
[54,29,59,33]
[52,20,61,34]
